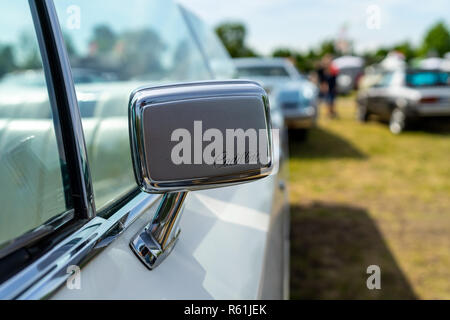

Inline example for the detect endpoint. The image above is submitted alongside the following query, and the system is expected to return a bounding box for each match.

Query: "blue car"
[234,58,319,134]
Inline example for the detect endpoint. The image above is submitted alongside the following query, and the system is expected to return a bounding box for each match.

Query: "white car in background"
[357,68,450,134]
[234,58,318,137]
[333,55,365,94]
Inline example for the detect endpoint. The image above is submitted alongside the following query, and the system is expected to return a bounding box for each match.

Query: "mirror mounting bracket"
[130,191,187,270]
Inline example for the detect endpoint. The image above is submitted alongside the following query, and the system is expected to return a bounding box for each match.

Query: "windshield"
[237,66,290,78]
[406,71,449,87]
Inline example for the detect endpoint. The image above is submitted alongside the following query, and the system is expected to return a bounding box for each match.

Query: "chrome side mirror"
[128,81,273,269]
[129,80,273,193]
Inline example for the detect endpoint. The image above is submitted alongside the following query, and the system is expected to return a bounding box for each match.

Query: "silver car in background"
[357,68,450,134]
[234,58,319,135]
[333,55,365,95]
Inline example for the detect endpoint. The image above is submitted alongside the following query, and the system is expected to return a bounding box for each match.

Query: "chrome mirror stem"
[130,191,188,269]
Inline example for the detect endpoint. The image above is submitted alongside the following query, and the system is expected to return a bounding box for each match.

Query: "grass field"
[289,96,450,299]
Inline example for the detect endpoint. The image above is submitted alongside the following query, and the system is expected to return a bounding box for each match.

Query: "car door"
[0,0,288,300]
[0,0,95,297]
[369,72,393,118]
[50,0,288,300]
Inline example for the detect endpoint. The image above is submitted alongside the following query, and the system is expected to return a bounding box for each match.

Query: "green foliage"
[419,21,450,57]
[272,48,293,58]
[86,25,166,79]
[90,24,118,53]
[0,45,15,78]
[214,22,258,58]
[294,52,316,73]
[0,30,46,78]
[362,21,450,64]
[393,42,417,61]
[319,40,337,56]
[63,32,78,57]
[212,20,450,72]
[271,41,334,72]
[19,31,42,69]
[362,47,389,66]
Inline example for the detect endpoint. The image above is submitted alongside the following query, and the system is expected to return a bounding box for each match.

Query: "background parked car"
[333,55,365,95]
[358,65,384,90]
[357,68,450,134]
[234,58,319,137]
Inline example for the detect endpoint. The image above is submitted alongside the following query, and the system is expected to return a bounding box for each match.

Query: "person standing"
[318,54,339,118]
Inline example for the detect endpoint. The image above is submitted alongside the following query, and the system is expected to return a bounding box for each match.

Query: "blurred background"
[180,0,450,299]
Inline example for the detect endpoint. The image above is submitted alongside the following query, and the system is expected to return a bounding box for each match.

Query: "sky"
[177,0,450,55]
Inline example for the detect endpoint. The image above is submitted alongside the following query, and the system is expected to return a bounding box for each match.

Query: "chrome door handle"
[130,192,187,269]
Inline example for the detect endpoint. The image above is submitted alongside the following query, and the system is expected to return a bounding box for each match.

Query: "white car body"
[54,176,289,299]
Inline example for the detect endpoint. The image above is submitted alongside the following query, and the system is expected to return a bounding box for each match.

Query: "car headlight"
[302,87,314,100]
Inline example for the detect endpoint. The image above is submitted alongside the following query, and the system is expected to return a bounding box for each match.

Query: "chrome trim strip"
[0,193,160,299]
[32,0,96,219]
[0,209,75,259]
[0,1,158,299]
[178,5,215,78]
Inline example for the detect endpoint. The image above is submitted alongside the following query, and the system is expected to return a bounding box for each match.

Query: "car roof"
[406,68,448,73]
[233,57,292,68]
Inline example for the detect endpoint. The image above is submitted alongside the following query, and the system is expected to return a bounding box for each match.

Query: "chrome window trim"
[0,209,75,260]
[178,4,215,79]
[0,0,95,286]
[0,192,160,299]
[0,1,163,299]
[32,0,96,219]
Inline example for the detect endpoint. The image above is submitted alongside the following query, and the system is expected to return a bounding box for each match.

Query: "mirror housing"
[128,80,273,269]
[129,80,273,194]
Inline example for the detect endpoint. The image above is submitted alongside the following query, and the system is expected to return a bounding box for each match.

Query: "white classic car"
[0,0,289,299]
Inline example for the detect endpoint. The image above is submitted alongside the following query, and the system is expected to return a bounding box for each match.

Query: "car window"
[236,66,290,78]
[406,71,449,87]
[377,72,393,87]
[180,6,236,79]
[54,0,212,212]
[0,1,71,245]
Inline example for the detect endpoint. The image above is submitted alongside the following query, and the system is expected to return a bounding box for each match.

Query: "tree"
[295,53,315,73]
[272,48,293,58]
[63,32,78,58]
[119,29,166,79]
[393,41,416,61]
[0,45,15,78]
[90,25,117,54]
[420,21,450,57]
[19,31,41,69]
[319,40,337,57]
[215,22,258,58]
